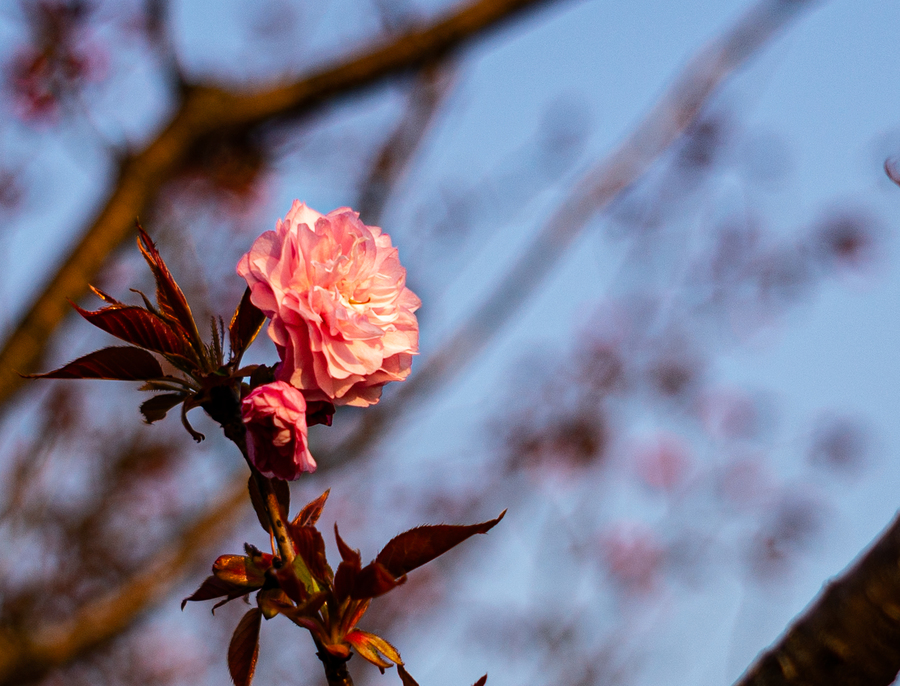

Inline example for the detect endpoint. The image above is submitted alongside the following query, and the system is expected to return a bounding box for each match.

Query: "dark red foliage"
[228,287,266,364]
[289,525,332,584]
[24,346,164,381]
[71,302,196,364]
[292,489,330,528]
[350,562,404,600]
[139,392,187,423]
[376,511,506,578]
[398,664,420,686]
[136,225,203,356]
[181,576,248,611]
[228,608,261,686]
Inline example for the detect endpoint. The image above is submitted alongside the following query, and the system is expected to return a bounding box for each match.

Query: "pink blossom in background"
[241,381,316,480]
[633,432,691,492]
[600,522,664,595]
[238,201,420,407]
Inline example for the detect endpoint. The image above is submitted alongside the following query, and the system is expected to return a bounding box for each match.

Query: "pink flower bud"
[241,381,316,480]
[237,201,420,407]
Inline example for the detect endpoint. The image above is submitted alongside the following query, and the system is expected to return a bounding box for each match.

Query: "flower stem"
[201,384,301,569]
[315,639,354,686]
[251,469,294,565]
[202,383,344,683]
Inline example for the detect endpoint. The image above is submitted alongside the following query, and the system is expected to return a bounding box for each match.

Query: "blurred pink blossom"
[600,522,664,595]
[238,201,420,406]
[633,432,691,492]
[241,381,315,480]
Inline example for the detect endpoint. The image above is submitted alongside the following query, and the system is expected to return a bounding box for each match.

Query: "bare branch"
[356,61,456,223]
[0,478,246,686]
[734,511,900,686]
[0,0,562,407]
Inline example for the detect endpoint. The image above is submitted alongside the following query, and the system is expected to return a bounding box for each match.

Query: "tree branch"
[356,61,456,223]
[734,511,900,686]
[0,0,562,408]
[0,478,247,686]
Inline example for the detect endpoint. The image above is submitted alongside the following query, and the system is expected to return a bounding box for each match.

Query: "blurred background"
[0,0,899,684]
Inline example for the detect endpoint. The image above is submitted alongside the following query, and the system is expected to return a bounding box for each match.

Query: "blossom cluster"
[238,201,420,479]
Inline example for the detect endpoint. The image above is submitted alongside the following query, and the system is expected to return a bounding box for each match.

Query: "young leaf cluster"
[182,489,504,685]
[28,224,266,441]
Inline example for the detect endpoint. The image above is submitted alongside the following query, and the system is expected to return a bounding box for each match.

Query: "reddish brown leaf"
[293,489,330,528]
[137,225,203,353]
[213,554,270,588]
[89,284,122,305]
[290,525,332,584]
[334,560,358,604]
[256,588,294,620]
[472,676,488,686]
[335,524,361,564]
[333,525,362,602]
[228,608,262,686]
[26,346,164,381]
[140,392,186,423]
[247,476,271,534]
[72,303,195,362]
[376,511,507,578]
[181,575,248,610]
[350,562,404,600]
[274,564,307,604]
[345,629,401,669]
[229,287,266,362]
[398,664,420,686]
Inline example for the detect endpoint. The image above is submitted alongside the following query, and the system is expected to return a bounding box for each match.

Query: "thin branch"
[0,478,247,686]
[356,61,456,223]
[0,0,563,408]
[734,511,900,686]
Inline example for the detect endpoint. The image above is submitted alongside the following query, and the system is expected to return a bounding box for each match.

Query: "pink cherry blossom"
[242,381,316,480]
[237,201,420,407]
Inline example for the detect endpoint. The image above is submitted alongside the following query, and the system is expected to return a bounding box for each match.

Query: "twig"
[356,60,456,223]
[0,478,247,686]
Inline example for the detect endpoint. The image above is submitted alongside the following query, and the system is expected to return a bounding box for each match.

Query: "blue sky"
[2,1,900,684]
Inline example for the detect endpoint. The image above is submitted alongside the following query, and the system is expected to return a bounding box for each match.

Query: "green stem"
[252,469,295,565]
[202,382,338,681]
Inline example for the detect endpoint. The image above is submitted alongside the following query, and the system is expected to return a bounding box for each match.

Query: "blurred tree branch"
[356,61,456,223]
[0,0,561,407]
[0,479,246,686]
[735,511,900,686]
